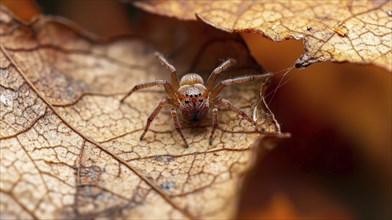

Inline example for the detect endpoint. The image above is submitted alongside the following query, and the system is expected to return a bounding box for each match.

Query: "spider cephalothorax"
[121,52,271,148]
[177,74,209,122]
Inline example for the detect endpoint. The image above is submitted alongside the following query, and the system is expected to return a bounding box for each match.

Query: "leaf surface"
[134,0,392,71]
[0,5,281,219]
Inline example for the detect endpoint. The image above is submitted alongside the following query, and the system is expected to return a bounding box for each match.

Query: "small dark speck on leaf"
[160,181,176,190]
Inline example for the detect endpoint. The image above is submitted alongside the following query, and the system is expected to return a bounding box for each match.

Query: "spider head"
[178,84,209,122]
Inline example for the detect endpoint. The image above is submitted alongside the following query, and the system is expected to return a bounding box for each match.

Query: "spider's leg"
[208,107,219,145]
[171,108,189,148]
[121,80,175,103]
[140,97,175,141]
[210,73,272,99]
[215,97,259,130]
[206,58,237,90]
[155,52,179,90]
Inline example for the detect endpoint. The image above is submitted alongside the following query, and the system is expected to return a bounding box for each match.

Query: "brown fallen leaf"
[134,0,392,71]
[0,5,283,219]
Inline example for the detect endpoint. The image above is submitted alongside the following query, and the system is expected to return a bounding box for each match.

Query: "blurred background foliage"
[3,0,390,219]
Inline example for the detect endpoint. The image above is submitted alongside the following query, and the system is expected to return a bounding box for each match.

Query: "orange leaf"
[134,0,392,71]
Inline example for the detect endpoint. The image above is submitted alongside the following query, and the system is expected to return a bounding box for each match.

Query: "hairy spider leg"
[171,108,189,148]
[215,97,259,130]
[120,80,176,103]
[209,107,219,145]
[155,52,179,90]
[210,73,272,99]
[140,97,177,141]
[206,58,237,90]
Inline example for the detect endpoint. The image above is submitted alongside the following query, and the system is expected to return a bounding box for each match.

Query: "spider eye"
[199,99,203,103]
[185,100,190,104]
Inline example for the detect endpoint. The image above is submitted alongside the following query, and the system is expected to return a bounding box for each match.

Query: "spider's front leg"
[210,73,272,99]
[209,107,219,145]
[206,58,237,90]
[155,52,179,90]
[140,97,172,141]
[170,108,189,148]
[215,97,260,130]
[120,80,176,103]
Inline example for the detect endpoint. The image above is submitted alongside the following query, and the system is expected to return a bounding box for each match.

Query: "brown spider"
[121,52,271,148]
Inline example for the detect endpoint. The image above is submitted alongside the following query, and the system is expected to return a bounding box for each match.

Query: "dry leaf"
[0,5,282,219]
[134,0,392,71]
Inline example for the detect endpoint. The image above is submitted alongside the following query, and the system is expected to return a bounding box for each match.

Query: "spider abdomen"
[180,73,204,86]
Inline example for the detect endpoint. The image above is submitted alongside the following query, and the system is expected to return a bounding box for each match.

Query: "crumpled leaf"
[134,0,392,71]
[0,5,281,219]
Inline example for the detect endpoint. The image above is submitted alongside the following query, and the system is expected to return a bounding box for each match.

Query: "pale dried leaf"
[0,5,280,219]
[134,0,392,71]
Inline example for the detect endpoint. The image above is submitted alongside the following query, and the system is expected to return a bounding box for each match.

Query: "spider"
[121,52,271,148]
